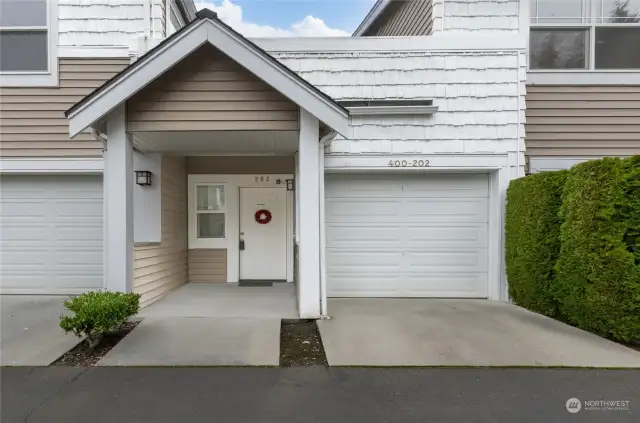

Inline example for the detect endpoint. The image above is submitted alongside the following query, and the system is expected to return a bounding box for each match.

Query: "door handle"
[239,240,245,251]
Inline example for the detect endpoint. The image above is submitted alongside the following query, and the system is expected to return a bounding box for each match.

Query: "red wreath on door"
[254,209,272,224]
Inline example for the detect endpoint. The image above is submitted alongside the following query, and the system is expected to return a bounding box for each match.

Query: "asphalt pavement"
[2,367,638,423]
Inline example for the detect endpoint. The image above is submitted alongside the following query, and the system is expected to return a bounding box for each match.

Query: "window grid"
[530,0,640,71]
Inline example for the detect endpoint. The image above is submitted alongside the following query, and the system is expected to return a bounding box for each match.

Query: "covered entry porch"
[65,9,350,318]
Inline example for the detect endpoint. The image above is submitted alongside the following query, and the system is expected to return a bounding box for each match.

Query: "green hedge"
[505,170,569,317]
[554,157,640,342]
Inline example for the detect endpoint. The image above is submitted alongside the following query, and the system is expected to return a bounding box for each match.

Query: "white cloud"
[194,0,350,37]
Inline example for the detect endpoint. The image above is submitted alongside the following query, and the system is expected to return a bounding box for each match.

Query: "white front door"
[239,187,287,280]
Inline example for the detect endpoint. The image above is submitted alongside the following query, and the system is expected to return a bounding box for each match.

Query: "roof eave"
[352,0,392,36]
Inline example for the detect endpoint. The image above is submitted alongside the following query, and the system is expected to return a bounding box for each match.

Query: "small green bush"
[60,291,140,348]
[505,170,568,317]
[555,157,640,342]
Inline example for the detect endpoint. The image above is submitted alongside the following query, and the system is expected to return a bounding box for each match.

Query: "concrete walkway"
[1,295,81,366]
[98,317,281,366]
[138,283,298,319]
[318,299,640,367]
[99,283,295,366]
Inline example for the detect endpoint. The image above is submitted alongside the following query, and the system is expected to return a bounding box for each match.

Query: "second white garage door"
[325,173,489,298]
[0,175,104,294]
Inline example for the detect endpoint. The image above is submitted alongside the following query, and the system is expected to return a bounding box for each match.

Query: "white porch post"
[104,104,134,292]
[297,108,321,318]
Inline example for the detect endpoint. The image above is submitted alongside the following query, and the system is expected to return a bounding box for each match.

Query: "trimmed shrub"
[554,156,640,342]
[505,170,569,317]
[60,291,140,348]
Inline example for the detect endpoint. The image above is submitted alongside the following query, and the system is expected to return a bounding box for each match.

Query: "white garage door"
[0,175,103,294]
[325,173,489,298]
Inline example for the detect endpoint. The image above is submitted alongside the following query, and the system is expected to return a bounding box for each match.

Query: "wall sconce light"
[135,170,152,186]
[286,179,294,191]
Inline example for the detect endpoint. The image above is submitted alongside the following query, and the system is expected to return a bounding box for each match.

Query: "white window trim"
[0,0,58,87]
[529,0,640,73]
[194,183,227,240]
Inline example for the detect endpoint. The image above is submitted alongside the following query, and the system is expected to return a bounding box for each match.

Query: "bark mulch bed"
[280,320,328,367]
[52,321,139,367]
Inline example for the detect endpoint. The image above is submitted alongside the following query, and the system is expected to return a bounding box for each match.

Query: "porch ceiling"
[133,130,298,154]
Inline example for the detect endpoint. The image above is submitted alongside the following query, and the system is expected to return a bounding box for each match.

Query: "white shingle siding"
[58,0,166,47]
[275,51,526,157]
[433,0,520,33]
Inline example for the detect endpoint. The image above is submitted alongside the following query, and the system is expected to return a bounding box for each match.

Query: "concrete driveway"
[318,299,640,367]
[1,296,81,366]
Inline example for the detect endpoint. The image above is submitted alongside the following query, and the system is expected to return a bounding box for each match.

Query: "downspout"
[319,130,337,318]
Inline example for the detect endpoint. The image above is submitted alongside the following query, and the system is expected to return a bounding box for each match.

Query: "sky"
[193,0,376,37]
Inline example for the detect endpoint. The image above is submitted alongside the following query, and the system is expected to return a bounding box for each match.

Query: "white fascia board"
[67,21,209,137]
[0,159,104,174]
[528,71,640,85]
[347,105,439,116]
[352,0,391,36]
[206,23,349,136]
[254,34,527,53]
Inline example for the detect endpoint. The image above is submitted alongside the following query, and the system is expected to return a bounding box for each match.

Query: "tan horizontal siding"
[526,85,640,157]
[133,156,188,308]
[364,0,433,36]
[188,249,227,283]
[0,57,130,158]
[186,156,295,174]
[127,45,299,132]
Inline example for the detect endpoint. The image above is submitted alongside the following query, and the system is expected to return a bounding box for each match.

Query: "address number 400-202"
[388,159,430,167]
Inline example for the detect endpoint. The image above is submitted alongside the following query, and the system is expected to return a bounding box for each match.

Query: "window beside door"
[195,184,226,239]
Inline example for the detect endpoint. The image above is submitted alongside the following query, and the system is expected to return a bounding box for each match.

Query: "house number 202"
[388,159,430,167]
[253,176,271,182]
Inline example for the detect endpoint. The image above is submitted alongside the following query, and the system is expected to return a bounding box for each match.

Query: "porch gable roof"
[65,9,349,138]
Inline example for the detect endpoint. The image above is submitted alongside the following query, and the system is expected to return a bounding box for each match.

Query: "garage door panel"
[405,199,487,223]
[407,225,487,248]
[0,175,104,294]
[326,199,401,222]
[327,273,406,297]
[327,225,404,248]
[326,250,402,271]
[404,273,487,297]
[326,173,490,299]
[54,249,103,268]
[402,174,489,197]
[406,250,488,272]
